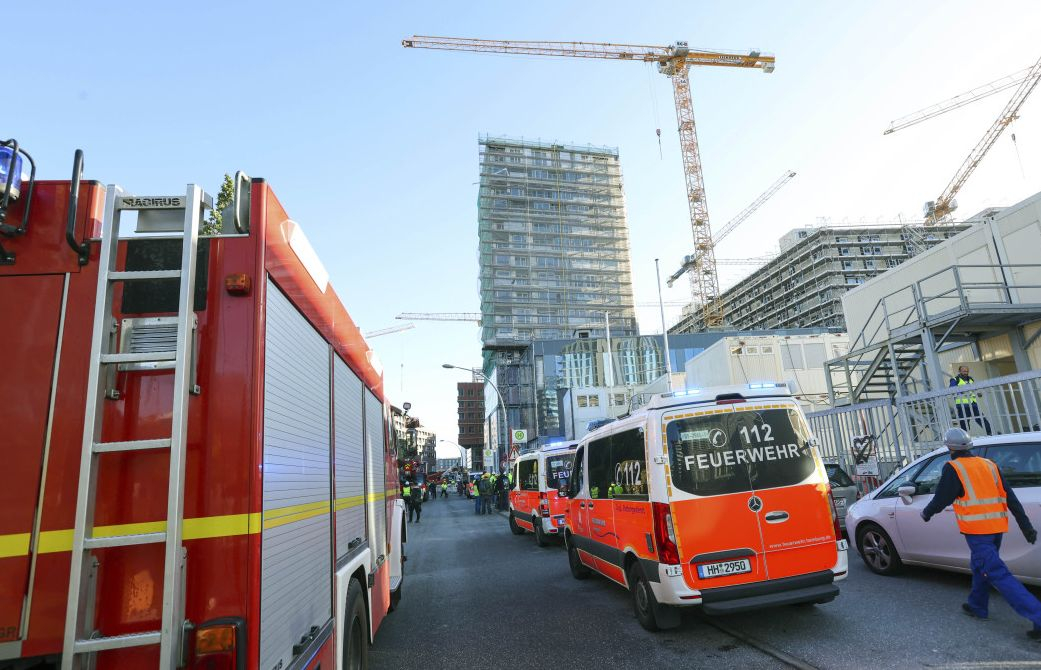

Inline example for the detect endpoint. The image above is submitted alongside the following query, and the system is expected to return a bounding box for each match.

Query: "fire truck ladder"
[62,185,209,669]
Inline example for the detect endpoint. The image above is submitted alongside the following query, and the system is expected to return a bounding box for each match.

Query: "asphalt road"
[370,494,1041,669]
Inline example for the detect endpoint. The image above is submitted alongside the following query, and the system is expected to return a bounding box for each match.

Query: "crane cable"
[646,63,663,158]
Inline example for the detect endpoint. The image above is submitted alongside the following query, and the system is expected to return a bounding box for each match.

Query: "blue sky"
[11,1,1041,455]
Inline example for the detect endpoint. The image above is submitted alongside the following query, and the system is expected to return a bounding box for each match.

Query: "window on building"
[842,260,853,270]
[577,395,588,408]
[839,247,850,256]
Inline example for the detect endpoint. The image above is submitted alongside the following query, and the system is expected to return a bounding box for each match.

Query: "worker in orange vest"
[922,428,1040,640]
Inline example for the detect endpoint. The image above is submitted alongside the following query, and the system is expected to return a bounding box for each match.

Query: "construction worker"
[472,478,482,514]
[478,473,494,515]
[922,428,1040,639]
[440,481,448,498]
[607,481,624,498]
[950,366,993,436]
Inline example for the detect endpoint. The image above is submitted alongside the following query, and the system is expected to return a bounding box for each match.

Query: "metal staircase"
[826,262,1041,406]
[62,185,210,669]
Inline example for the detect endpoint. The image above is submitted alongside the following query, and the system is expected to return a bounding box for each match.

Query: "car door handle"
[587,503,595,510]
[579,503,586,509]
[765,511,789,523]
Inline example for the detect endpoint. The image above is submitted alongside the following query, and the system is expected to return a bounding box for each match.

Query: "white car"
[845,432,1041,585]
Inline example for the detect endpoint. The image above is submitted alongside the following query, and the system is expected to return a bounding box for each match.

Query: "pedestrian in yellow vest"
[950,366,993,435]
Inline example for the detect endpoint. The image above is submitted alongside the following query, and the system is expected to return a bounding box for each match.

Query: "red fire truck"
[0,143,405,670]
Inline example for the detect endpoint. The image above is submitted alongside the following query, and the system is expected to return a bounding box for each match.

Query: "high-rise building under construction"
[478,135,637,348]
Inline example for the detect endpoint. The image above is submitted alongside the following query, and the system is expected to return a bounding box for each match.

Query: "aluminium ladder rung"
[100,351,177,364]
[108,270,183,281]
[84,531,166,550]
[74,631,162,653]
[93,438,172,454]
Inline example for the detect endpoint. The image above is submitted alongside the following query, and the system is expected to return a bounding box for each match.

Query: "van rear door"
[664,406,768,591]
[740,403,837,580]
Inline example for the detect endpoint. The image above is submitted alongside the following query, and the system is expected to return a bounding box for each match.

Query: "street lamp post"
[439,439,469,472]
[443,363,509,473]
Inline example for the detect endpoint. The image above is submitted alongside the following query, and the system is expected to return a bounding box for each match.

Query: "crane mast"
[668,169,795,287]
[402,36,774,330]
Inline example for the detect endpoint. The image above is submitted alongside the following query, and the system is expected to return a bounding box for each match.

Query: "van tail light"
[539,497,550,517]
[827,488,842,539]
[652,502,680,565]
[193,618,245,670]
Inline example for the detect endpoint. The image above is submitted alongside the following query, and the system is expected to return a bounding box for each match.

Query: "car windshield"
[666,407,818,497]
[545,453,574,490]
[825,464,855,488]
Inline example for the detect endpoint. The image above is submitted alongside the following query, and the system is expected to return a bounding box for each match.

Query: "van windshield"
[545,453,574,490]
[665,407,817,497]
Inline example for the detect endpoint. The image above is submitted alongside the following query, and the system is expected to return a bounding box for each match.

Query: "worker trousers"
[965,533,1041,630]
[474,492,482,514]
[957,402,993,436]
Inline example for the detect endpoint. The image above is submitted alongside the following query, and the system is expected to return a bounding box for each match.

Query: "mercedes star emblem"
[747,496,763,513]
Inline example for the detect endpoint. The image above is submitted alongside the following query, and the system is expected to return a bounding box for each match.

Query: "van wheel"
[343,578,369,670]
[628,564,657,631]
[856,523,903,576]
[566,535,590,580]
[509,513,526,535]
[533,518,550,547]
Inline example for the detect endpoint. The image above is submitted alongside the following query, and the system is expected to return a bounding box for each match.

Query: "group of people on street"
[468,471,512,515]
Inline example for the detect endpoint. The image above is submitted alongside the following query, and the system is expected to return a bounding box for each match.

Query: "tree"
[202,173,235,236]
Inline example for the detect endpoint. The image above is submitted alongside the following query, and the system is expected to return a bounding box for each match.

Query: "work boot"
[961,603,987,619]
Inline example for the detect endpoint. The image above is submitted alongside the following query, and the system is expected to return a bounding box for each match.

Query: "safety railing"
[808,368,1041,494]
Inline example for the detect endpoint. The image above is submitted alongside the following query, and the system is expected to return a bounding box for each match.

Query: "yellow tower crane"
[914,53,1041,224]
[402,36,775,329]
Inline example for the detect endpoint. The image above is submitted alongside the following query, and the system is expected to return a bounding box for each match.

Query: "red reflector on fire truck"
[224,273,252,295]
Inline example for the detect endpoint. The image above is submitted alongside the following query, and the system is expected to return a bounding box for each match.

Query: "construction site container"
[683,333,850,411]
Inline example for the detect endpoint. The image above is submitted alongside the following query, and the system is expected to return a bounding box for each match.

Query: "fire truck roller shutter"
[364,388,387,564]
[260,280,333,670]
[334,356,367,561]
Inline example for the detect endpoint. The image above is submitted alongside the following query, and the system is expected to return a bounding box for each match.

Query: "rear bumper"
[699,571,839,614]
[650,542,847,609]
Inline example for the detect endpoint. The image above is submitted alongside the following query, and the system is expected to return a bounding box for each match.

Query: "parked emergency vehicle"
[0,146,404,669]
[562,383,847,631]
[508,443,576,545]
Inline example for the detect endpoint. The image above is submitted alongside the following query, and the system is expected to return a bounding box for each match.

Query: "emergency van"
[561,383,847,631]
[508,444,576,546]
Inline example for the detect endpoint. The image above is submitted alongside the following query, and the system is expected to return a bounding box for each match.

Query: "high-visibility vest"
[949,457,1009,534]
[403,485,411,497]
[955,377,978,404]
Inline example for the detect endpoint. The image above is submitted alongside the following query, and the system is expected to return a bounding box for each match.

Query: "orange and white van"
[509,443,577,546]
[562,383,847,631]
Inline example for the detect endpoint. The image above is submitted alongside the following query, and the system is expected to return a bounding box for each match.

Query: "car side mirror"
[897,484,916,505]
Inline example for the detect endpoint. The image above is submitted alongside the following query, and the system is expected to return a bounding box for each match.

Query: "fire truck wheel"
[509,512,526,535]
[343,578,369,670]
[566,534,591,580]
[533,518,550,547]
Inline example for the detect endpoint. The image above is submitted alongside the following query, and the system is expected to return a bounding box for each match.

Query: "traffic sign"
[512,429,528,443]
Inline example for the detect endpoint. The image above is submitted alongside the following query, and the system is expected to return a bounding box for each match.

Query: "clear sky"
[10,1,1041,457]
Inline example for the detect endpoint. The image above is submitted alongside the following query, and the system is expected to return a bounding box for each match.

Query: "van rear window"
[545,454,573,490]
[666,408,817,497]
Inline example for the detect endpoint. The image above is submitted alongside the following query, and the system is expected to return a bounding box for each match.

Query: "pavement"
[371,493,1041,669]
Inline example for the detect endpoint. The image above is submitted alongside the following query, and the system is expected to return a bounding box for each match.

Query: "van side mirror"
[897,484,916,505]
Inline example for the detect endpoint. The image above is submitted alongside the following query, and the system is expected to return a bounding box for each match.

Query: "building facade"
[670,223,971,333]
[482,328,839,453]
[456,381,486,471]
[478,135,638,347]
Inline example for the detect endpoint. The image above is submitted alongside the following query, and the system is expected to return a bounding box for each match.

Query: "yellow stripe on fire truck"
[0,491,395,558]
